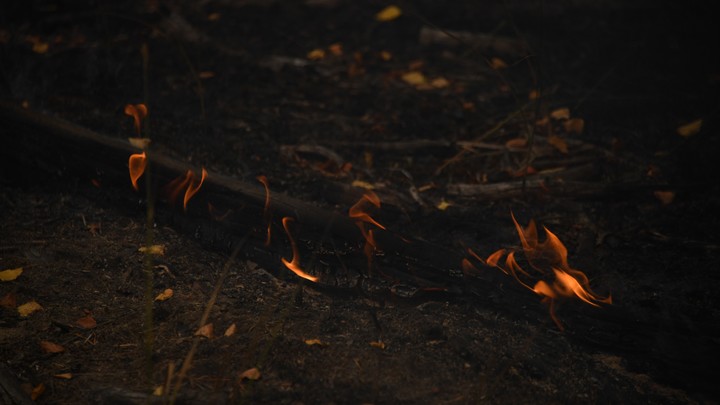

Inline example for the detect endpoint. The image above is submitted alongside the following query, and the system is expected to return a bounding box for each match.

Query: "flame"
[124,103,148,135]
[128,152,147,191]
[281,217,318,282]
[349,191,386,230]
[207,202,232,221]
[257,175,272,246]
[163,168,207,211]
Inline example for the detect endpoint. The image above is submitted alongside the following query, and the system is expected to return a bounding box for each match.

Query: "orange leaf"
[54,373,73,379]
[0,292,17,308]
[369,341,386,349]
[31,383,45,400]
[375,5,402,22]
[154,288,174,301]
[195,323,213,339]
[307,49,325,60]
[304,339,327,346]
[654,191,675,205]
[40,340,65,353]
[550,107,570,120]
[505,138,527,149]
[239,367,261,381]
[490,57,507,70]
[401,71,427,86]
[76,315,97,329]
[328,43,343,56]
[548,135,569,154]
[677,119,702,137]
[224,323,237,337]
[564,118,585,134]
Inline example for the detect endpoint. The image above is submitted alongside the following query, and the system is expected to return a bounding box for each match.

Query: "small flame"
[257,175,272,246]
[183,168,207,211]
[128,152,147,191]
[349,191,386,230]
[281,217,318,282]
[163,168,208,211]
[124,103,148,135]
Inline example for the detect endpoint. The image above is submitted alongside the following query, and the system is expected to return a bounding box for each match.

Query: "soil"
[1,1,719,404]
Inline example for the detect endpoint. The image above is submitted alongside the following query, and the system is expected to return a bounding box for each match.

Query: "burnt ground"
[1,0,720,404]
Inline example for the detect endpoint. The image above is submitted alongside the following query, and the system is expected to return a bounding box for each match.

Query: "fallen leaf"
[436,199,452,211]
[154,288,173,302]
[375,5,402,22]
[369,341,385,349]
[1,292,17,308]
[328,43,343,56]
[401,71,427,86]
[31,383,45,400]
[153,386,164,396]
[654,191,675,205]
[54,373,73,379]
[379,50,392,61]
[490,57,507,70]
[550,107,570,120]
[352,180,375,190]
[430,77,450,88]
[198,71,215,79]
[677,119,702,137]
[0,267,23,281]
[505,138,527,149]
[76,315,97,329]
[563,118,585,134]
[207,12,221,21]
[224,323,237,337]
[139,245,165,256]
[195,323,213,339]
[18,300,43,317]
[40,340,65,354]
[548,135,569,154]
[32,41,49,54]
[528,89,540,100]
[307,48,325,60]
[239,367,261,381]
[305,339,327,346]
[128,137,151,149]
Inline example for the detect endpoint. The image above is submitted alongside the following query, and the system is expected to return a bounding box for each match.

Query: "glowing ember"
[280,217,318,282]
[124,103,148,135]
[257,175,272,246]
[128,152,147,191]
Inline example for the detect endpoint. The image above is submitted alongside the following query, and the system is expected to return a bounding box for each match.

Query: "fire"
[124,103,147,135]
[163,168,208,211]
[257,175,272,246]
[348,191,386,274]
[467,213,611,330]
[280,217,318,282]
[128,152,147,191]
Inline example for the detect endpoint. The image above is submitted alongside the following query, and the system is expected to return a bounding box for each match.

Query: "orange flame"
[128,152,147,191]
[124,103,148,135]
[183,168,207,211]
[257,175,272,246]
[349,191,386,230]
[163,168,207,211]
[281,217,318,282]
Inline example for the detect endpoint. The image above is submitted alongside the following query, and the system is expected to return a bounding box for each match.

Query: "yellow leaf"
[128,137,151,149]
[0,267,22,281]
[307,48,325,60]
[430,77,450,88]
[76,315,97,329]
[550,107,570,120]
[239,367,261,381]
[401,71,427,86]
[32,42,49,54]
[153,386,164,396]
[436,199,452,211]
[224,323,237,337]
[677,119,702,137]
[54,373,73,379]
[154,288,174,301]
[375,5,402,22]
[352,180,375,190]
[40,340,65,353]
[139,245,165,256]
[18,300,43,317]
[379,50,392,61]
[195,323,213,339]
[369,341,385,349]
[548,135,569,154]
[305,339,327,346]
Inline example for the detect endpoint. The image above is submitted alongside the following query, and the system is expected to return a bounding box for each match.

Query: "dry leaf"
[18,300,43,317]
[198,71,215,79]
[490,57,507,70]
[54,373,73,379]
[352,180,375,190]
[550,107,570,120]
[307,48,325,60]
[154,288,174,301]
[32,42,49,54]
[0,267,23,281]
[505,138,527,149]
[430,77,450,88]
[207,12,221,21]
[31,383,45,400]
[401,71,427,86]
[128,137,151,149]
[379,50,392,61]
[40,340,65,353]
[224,323,237,337]
[564,118,585,134]
[547,135,569,154]
[528,89,540,100]
[139,245,165,256]
[76,315,97,329]
[1,292,17,308]
[677,119,702,137]
[654,191,675,205]
[375,5,402,22]
[304,339,327,346]
[328,43,343,56]
[153,386,164,396]
[195,323,213,339]
[369,341,385,349]
[436,199,452,211]
[239,367,261,381]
